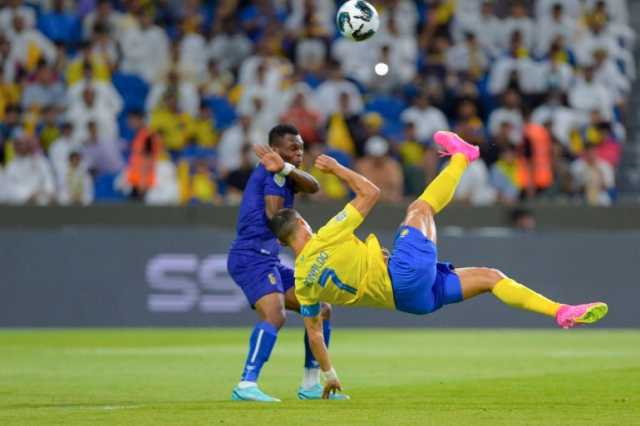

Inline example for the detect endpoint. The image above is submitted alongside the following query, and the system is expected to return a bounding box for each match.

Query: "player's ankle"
[302,367,320,389]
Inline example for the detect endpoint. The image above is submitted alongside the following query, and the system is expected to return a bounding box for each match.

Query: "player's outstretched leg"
[401,131,479,239]
[418,131,479,215]
[455,268,608,328]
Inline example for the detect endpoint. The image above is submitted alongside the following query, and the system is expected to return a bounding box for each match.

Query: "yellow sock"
[419,154,468,213]
[492,278,561,317]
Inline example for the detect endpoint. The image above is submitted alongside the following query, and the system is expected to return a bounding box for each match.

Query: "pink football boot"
[433,131,480,163]
[555,302,608,329]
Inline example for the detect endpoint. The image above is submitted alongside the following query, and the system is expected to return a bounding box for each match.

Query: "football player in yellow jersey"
[267,131,609,398]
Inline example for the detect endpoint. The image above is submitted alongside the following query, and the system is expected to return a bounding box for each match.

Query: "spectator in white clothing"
[585,0,629,25]
[82,0,123,40]
[49,121,81,180]
[535,3,578,57]
[592,47,630,104]
[488,31,541,95]
[200,59,234,98]
[400,93,449,144]
[536,0,582,21]
[144,158,180,206]
[501,1,534,51]
[178,22,208,84]
[455,159,497,206]
[378,0,418,37]
[314,61,363,117]
[67,64,123,115]
[571,143,615,206]
[446,32,489,81]
[146,70,199,117]
[217,115,261,176]
[531,92,579,147]
[57,151,94,205]
[4,135,55,205]
[453,0,502,59]
[537,39,575,94]
[238,60,281,118]
[67,85,119,142]
[118,8,170,84]
[368,17,417,86]
[5,15,56,73]
[575,11,627,70]
[569,65,614,121]
[238,38,288,89]
[286,0,335,37]
[0,0,36,39]
[488,89,524,143]
[207,19,253,72]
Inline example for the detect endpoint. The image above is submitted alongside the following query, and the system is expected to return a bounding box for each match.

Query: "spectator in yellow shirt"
[191,159,222,205]
[66,41,111,86]
[191,103,217,148]
[149,93,195,155]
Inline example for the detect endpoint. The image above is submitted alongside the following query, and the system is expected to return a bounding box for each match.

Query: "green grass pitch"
[1,329,639,425]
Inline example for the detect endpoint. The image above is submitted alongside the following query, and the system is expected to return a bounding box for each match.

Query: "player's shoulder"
[332,203,362,222]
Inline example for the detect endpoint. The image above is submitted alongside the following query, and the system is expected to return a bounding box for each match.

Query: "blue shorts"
[388,226,463,315]
[227,250,294,307]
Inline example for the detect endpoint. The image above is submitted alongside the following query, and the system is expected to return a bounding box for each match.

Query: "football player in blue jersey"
[227,124,348,402]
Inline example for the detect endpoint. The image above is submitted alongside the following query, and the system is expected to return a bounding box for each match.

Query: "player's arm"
[265,195,284,220]
[254,144,320,194]
[315,154,380,217]
[302,313,343,398]
[289,168,320,194]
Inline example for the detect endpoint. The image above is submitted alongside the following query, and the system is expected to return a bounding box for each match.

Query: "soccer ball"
[336,0,380,42]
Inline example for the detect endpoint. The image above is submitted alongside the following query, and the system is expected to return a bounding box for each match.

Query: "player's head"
[268,124,304,167]
[269,208,313,247]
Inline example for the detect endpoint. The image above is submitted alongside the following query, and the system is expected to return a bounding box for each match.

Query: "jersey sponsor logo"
[400,229,409,238]
[268,273,277,285]
[335,211,347,222]
[303,251,329,287]
[274,174,286,187]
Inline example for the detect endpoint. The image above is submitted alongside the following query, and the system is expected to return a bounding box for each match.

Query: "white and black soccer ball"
[336,0,380,42]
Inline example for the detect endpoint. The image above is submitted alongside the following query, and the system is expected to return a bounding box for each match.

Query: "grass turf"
[1,329,639,425]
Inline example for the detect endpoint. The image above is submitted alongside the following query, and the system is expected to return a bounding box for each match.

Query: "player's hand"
[322,378,342,399]
[314,155,340,173]
[254,144,285,173]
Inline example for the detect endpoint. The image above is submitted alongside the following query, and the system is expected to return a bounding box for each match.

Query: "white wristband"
[280,162,295,176]
[320,367,338,382]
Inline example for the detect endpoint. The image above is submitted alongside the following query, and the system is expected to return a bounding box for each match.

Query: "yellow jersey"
[294,203,395,317]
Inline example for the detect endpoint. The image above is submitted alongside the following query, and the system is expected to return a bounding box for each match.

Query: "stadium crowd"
[0,0,634,207]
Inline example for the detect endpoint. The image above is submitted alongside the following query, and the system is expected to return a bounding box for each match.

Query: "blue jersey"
[230,164,295,256]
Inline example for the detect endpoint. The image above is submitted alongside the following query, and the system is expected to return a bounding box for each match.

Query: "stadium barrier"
[1,203,640,230]
[1,225,638,328]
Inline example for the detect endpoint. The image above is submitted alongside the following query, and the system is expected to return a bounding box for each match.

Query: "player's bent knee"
[406,200,431,218]
[263,308,287,330]
[479,268,506,288]
[320,303,332,320]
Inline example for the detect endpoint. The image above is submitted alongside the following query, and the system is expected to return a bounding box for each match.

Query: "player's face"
[275,134,304,167]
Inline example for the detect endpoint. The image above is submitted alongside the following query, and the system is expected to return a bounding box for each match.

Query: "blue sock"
[304,320,331,369]
[241,321,278,382]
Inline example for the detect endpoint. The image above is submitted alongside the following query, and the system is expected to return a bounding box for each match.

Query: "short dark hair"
[268,124,299,146]
[268,208,300,244]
